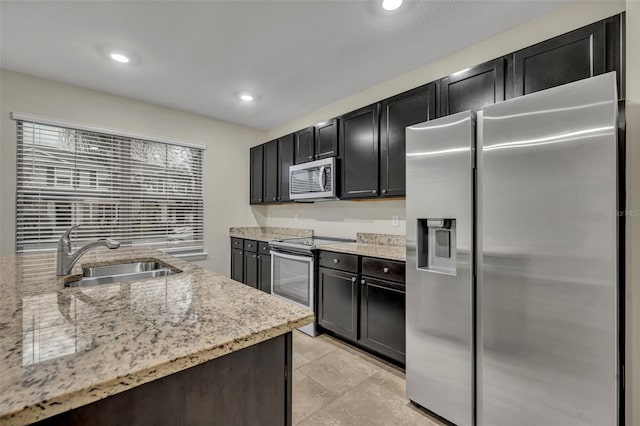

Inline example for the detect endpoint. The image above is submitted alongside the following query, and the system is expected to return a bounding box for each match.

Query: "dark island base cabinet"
[35,333,294,426]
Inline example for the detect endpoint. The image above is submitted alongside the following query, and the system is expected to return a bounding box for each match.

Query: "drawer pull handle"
[361,279,366,285]
[383,267,389,273]
[333,259,339,264]
[351,277,356,282]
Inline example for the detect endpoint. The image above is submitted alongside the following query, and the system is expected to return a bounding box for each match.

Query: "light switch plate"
[392,215,399,227]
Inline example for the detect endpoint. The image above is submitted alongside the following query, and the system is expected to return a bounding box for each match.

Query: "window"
[16,119,204,256]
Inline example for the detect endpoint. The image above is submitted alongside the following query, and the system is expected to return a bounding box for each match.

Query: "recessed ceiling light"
[109,52,130,63]
[382,0,402,11]
[239,93,254,102]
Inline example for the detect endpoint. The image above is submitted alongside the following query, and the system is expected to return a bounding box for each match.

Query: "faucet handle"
[59,224,81,249]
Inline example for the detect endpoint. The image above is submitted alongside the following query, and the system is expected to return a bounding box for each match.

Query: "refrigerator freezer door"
[479,72,618,426]
[406,110,475,426]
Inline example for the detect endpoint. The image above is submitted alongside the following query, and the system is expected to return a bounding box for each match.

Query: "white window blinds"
[16,120,204,255]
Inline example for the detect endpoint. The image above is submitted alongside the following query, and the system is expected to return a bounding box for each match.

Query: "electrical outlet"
[392,215,400,227]
[294,214,299,222]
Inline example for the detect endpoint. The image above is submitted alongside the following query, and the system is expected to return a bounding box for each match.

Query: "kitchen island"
[0,248,313,425]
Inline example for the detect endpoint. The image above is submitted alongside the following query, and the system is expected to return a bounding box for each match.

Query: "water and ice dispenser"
[417,219,456,275]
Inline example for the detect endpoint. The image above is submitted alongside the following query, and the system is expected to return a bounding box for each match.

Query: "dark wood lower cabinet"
[317,267,358,341]
[259,254,272,293]
[244,251,259,288]
[36,333,293,426]
[231,248,244,282]
[359,277,406,363]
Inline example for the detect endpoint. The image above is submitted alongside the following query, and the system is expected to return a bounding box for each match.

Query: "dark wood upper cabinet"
[514,20,606,97]
[263,140,279,203]
[340,104,380,199]
[438,58,506,117]
[294,127,315,164]
[277,134,295,202]
[249,145,263,204]
[380,84,436,198]
[314,118,339,160]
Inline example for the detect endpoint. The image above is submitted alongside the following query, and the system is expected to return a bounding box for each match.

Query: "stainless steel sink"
[66,260,180,287]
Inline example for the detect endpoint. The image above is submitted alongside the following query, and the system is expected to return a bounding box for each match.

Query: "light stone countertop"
[229,226,313,242]
[0,248,313,425]
[315,242,406,262]
[316,232,406,262]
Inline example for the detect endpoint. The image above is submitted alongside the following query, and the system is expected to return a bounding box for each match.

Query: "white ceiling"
[0,1,572,130]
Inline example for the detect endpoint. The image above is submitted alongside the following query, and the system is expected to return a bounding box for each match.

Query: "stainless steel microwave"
[289,157,338,201]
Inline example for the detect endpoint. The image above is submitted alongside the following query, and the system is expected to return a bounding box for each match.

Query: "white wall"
[0,69,265,273]
[625,1,639,424]
[257,0,625,238]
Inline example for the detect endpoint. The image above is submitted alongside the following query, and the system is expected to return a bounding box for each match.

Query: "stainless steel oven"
[269,236,354,336]
[270,249,316,336]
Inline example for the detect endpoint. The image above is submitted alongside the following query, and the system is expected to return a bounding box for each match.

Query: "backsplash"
[229,226,313,238]
[253,199,406,240]
[357,232,406,246]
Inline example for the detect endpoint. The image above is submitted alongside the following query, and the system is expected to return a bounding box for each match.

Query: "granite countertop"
[229,226,313,242]
[0,248,313,425]
[315,242,406,262]
[316,232,406,262]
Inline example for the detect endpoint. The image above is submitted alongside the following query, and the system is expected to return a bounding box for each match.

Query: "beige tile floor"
[291,331,447,426]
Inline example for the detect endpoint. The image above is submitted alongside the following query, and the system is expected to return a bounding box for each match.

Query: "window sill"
[170,251,208,262]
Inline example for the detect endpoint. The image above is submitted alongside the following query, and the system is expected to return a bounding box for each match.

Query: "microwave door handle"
[318,166,326,191]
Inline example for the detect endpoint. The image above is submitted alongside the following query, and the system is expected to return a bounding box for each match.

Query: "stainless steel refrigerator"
[405,72,620,426]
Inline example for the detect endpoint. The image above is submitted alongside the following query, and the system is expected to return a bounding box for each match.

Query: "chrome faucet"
[56,225,120,276]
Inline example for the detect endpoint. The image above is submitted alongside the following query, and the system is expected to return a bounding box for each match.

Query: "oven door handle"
[270,250,313,263]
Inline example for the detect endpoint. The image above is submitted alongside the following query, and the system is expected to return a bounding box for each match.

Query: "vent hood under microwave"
[289,157,338,201]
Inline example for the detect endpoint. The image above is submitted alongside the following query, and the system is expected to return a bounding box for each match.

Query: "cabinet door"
[294,127,315,164]
[263,140,279,203]
[314,118,338,160]
[249,145,264,204]
[380,84,436,197]
[258,254,272,293]
[438,58,506,117]
[513,20,607,97]
[278,134,295,202]
[244,251,259,288]
[340,104,380,199]
[231,248,244,282]
[360,277,406,363]
[318,267,358,341]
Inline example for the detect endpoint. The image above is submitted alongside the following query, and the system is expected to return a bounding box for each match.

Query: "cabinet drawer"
[231,238,244,249]
[258,241,271,255]
[318,251,358,273]
[243,239,258,253]
[362,257,405,283]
